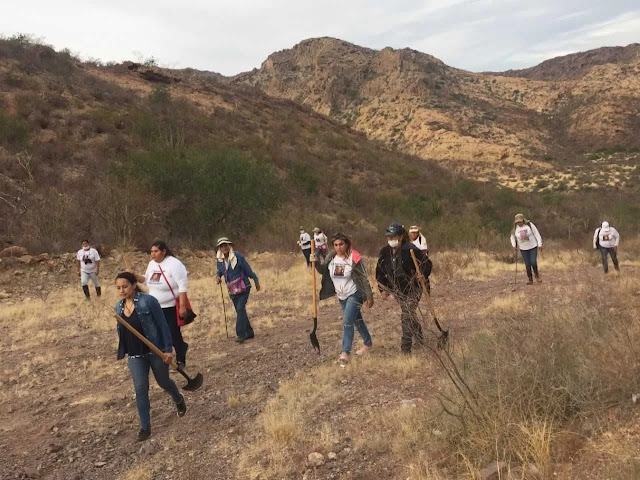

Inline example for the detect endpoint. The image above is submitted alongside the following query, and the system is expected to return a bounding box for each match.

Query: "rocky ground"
[1,249,639,479]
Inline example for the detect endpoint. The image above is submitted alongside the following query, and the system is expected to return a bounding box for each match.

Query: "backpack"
[595,228,601,249]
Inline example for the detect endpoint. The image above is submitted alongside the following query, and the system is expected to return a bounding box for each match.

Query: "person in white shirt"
[313,227,329,264]
[315,233,374,365]
[510,213,543,284]
[593,221,620,273]
[76,240,101,300]
[297,227,312,267]
[135,240,190,369]
[408,226,428,254]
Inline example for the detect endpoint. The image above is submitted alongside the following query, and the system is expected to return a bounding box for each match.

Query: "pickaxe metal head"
[310,317,320,354]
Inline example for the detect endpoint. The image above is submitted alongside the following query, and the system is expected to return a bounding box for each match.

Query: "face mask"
[388,239,399,248]
[83,246,90,251]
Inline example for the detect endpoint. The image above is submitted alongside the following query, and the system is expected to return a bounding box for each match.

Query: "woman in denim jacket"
[215,237,261,343]
[315,233,374,365]
[115,272,186,442]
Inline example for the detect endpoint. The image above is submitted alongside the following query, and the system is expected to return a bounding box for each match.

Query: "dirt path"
[1,258,634,480]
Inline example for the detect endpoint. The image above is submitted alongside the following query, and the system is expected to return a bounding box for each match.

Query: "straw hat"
[216,237,233,247]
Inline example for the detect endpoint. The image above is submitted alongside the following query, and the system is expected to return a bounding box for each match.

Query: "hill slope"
[231,38,640,185]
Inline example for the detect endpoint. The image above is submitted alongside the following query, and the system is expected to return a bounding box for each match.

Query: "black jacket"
[316,250,373,302]
[376,242,432,297]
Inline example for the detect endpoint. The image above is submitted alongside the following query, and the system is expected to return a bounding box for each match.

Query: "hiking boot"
[355,344,372,356]
[339,352,349,364]
[176,395,187,417]
[137,429,151,442]
[535,275,542,283]
[526,277,534,285]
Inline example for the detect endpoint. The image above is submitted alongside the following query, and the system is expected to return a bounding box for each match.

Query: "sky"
[2,1,639,76]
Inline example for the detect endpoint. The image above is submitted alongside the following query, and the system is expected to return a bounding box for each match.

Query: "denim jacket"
[115,292,173,359]
[216,251,259,291]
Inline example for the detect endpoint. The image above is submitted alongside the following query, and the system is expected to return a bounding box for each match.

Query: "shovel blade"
[437,330,449,349]
[310,317,320,354]
[182,372,204,391]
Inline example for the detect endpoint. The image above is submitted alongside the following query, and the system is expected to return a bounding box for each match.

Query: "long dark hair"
[115,272,142,292]
[151,240,174,257]
[331,232,352,256]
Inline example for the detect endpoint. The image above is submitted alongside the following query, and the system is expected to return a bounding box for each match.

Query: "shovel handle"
[112,312,177,369]
[311,239,318,319]
[124,255,132,272]
[409,249,438,320]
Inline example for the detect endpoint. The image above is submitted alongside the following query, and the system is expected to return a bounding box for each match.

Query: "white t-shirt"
[300,233,311,250]
[411,233,428,252]
[594,227,620,249]
[314,233,327,248]
[77,248,100,273]
[510,223,542,251]
[329,255,358,300]
[145,256,188,308]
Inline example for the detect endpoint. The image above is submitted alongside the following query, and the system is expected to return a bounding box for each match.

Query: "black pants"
[397,292,424,353]
[599,246,619,273]
[302,248,311,266]
[162,306,188,364]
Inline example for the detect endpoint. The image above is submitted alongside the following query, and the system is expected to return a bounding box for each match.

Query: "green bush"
[290,163,319,195]
[0,110,29,149]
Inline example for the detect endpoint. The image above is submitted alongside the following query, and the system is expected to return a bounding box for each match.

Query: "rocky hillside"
[231,38,640,184]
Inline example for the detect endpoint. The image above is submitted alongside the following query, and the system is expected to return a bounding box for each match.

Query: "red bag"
[159,265,197,327]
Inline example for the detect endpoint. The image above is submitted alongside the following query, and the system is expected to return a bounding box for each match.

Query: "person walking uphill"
[315,233,374,365]
[216,237,261,343]
[376,223,432,354]
[114,272,186,442]
[594,221,620,273]
[136,241,190,369]
[313,227,329,264]
[298,227,312,267]
[510,214,543,285]
[77,240,101,300]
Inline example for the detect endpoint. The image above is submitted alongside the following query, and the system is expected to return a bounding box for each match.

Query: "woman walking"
[76,239,101,300]
[593,221,620,274]
[137,241,190,369]
[510,213,543,284]
[313,227,329,264]
[376,223,432,354]
[408,226,428,254]
[316,233,374,364]
[115,272,186,442]
[215,237,261,343]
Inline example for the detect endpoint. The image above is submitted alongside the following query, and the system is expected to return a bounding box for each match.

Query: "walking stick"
[219,281,230,339]
[309,239,320,354]
[112,312,203,391]
[409,250,449,348]
[512,248,518,292]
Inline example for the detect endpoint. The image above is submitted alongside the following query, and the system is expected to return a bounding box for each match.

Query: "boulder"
[0,246,28,258]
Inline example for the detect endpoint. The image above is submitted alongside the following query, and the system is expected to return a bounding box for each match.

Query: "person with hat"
[313,227,329,264]
[376,223,432,354]
[510,214,543,284]
[297,227,312,267]
[593,221,620,274]
[408,226,428,254]
[315,232,374,364]
[215,237,261,343]
[76,239,101,300]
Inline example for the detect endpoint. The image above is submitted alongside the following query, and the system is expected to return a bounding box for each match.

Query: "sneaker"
[176,395,187,417]
[535,275,542,283]
[137,429,151,442]
[235,337,245,344]
[526,278,534,285]
[355,345,372,356]
[339,352,349,364]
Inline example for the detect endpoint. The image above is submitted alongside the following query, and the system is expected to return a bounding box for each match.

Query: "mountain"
[231,38,640,187]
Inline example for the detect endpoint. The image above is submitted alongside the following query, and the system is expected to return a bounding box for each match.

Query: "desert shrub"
[0,110,29,149]
[112,146,282,243]
[289,163,319,194]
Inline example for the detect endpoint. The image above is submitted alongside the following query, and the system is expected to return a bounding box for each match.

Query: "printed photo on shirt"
[602,234,610,241]
[149,272,162,283]
[518,230,530,241]
[333,265,345,277]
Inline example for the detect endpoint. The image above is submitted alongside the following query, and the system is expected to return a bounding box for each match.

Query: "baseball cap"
[386,223,404,237]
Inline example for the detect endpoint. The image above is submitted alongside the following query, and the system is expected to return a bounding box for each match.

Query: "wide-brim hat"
[408,225,420,233]
[216,237,233,247]
[514,213,525,224]
[313,227,320,232]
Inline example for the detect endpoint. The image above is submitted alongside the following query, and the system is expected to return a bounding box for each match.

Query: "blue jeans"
[599,246,619,273]
[231,289,254,339]
[128,354,182,431]
[520,247,539,279]
[338,291,372,354]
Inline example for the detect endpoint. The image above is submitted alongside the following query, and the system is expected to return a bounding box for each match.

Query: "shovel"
[512,248,518,292]
[409,250,449,348]
[112,313,203,391]
[309,239,320,354]
[219,281,230,339]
